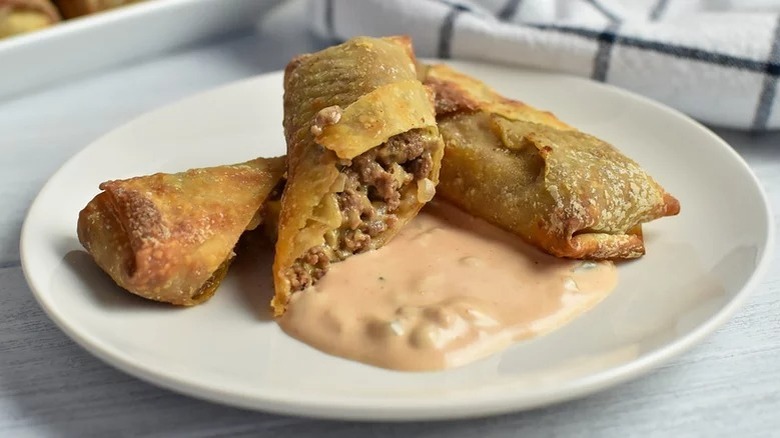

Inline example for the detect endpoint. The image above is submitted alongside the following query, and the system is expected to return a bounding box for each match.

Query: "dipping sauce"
[278,202,617,371]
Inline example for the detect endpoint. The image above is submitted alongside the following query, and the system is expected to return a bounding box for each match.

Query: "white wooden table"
[2,2,779,436]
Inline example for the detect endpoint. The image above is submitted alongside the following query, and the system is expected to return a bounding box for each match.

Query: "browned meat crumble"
[286,128,435,291]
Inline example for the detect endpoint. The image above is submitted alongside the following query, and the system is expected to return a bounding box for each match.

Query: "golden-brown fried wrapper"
[77,156,286,305]
[0,0,60,38]
[273,36,444,315]
[424,64,680,259]
[53,0,141,18]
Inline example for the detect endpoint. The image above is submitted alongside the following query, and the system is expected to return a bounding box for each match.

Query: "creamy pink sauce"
[278,202,618,371]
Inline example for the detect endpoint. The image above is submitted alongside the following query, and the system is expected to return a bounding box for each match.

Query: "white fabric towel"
[309,0,780,131]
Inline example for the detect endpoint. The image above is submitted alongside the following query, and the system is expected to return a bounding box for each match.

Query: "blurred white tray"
[0,0,284,100]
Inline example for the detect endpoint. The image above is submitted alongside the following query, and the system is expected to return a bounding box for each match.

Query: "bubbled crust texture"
[77,156,286,305]
[425,64,680,259]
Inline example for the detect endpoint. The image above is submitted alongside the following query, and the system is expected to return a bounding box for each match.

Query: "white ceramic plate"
[21,61,773,421]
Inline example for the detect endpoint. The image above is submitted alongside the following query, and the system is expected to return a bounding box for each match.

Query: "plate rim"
[20,62,775,421]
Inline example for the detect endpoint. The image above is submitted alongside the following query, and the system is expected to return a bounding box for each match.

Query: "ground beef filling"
[287,128,435,292]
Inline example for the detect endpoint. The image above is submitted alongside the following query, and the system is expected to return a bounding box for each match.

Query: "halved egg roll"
[423,64,680,259]
[0,0,60,39]
[273,36,444,315]
[77,156,286,305]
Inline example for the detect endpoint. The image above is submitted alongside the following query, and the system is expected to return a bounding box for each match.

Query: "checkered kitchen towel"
[310,0,780,131]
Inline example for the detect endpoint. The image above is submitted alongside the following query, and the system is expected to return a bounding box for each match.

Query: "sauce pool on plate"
[278,202,618,371]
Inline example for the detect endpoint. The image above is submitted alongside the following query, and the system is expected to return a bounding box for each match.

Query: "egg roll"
[273,36,444,315]
[0,0,59,38]
[423,64,680,259]
[53,0,142,19]
[77,156,286,305]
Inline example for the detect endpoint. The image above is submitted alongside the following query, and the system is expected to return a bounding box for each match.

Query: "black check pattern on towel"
[523,20,780,131]
[312,0,780,131]
[583,0,620,23]
[524,23,780,75]
[323,0,336,41]
[753,16,780,131]
[649,0,669,21]
[438,3,470,59]
[590,22,621,82]
[497,0,522,21]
